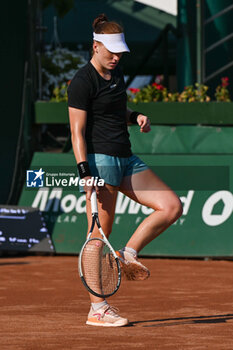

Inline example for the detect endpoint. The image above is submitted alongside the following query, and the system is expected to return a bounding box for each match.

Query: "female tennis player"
[68,14,183,327]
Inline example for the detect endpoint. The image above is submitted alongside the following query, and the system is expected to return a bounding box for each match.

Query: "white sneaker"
[116,250,150,281]
[86,305,129,327]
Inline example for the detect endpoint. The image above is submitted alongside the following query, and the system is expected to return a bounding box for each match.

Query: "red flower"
[221,77,229,87]
[67,80,71,86]
[157,84,164,90]
[128,88,140,94]
[152,82,164,90]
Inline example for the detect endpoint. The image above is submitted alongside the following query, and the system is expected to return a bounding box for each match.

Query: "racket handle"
[91,189,98,214]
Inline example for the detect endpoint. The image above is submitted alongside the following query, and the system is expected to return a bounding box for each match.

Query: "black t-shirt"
[68,62,132,157]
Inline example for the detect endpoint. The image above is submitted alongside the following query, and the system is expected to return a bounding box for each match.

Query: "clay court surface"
[1,255,233,350]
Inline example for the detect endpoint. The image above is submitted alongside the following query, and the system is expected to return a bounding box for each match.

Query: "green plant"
[49,77,232,103]
[41,46,87,100]
[178,83,210,102]
[128,81,215,103]
[165,92,180,102]
[215,77,231,102]
[128,83,168,102]
[195,83,211,102]
[128,82,180,103]
[177,85,195,102]
[51,82,69,102]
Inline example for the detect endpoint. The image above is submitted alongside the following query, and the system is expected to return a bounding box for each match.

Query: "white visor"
[93,32,130,53]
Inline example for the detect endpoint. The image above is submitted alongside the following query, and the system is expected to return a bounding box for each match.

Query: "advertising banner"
[18,152,233,257]
[0,205,54,252]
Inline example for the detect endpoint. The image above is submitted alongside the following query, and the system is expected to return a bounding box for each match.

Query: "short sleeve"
[68,75,91,111]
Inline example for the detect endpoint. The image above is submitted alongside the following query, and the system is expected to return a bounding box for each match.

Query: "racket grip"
[91,190,98,214]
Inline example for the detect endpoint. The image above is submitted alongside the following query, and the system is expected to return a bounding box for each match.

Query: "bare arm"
[69,107,88,163]
[69,107,93,199]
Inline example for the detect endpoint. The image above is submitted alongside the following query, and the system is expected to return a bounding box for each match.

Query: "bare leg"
[85,184,118,303]
[119,169,183,253]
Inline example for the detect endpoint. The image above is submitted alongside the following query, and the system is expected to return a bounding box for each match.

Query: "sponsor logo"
[31,188,155,215]
[29,188,233,227]
[202,191,233,226]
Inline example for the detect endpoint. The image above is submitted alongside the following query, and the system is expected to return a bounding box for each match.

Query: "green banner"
[35,101,233,125]
[19,152,233,257]
[129,125,233,154]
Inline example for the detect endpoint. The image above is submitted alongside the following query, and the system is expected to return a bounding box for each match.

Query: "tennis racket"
[78,189,121,298]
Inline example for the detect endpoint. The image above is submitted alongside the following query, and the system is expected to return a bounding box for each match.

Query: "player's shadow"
[131,314,233,327]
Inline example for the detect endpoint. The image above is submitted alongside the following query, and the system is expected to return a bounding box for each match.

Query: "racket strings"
[81,238,119,296]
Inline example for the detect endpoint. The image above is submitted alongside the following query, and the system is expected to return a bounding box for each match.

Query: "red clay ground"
[0,256,233,350]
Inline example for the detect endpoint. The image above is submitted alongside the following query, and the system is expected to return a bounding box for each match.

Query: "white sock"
[122,247,137,257]
[91,300,108,311]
